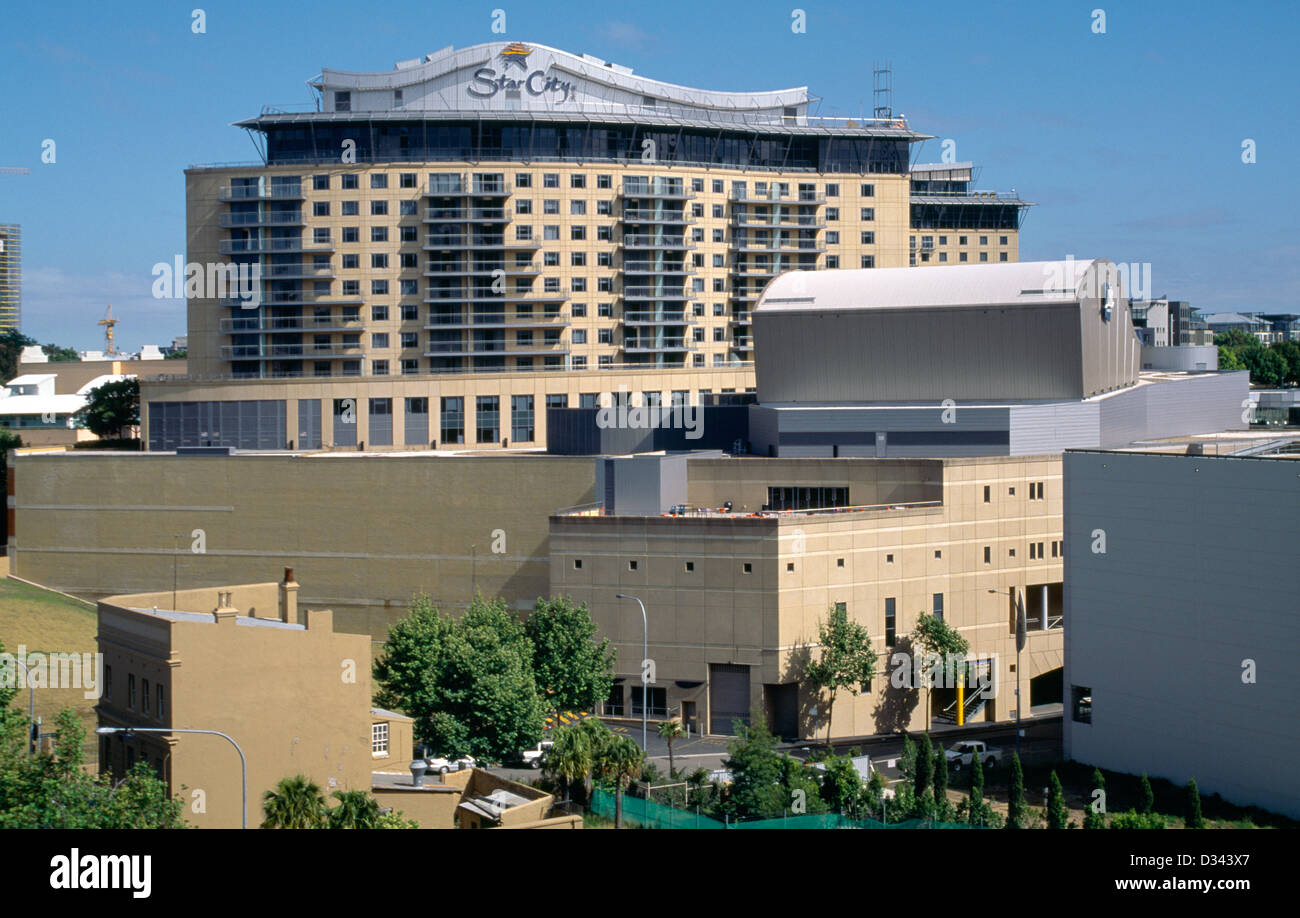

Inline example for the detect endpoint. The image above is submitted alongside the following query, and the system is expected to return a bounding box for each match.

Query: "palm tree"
[328,789,382,828]
[594,734,644,829]
[543,723,594,805]
[261,775,327,828]
[657,720,685,776]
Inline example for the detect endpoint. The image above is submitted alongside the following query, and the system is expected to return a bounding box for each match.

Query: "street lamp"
[615,593,648,750]
[96,726,248,828]
[989,587,1027,757]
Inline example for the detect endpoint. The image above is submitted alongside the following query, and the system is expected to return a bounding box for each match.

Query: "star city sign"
[467,44,576,103]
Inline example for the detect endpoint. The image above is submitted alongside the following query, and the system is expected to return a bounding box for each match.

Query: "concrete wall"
[1140,345,1217,372]
[12,451,596,638]
[1063,450,1300,819]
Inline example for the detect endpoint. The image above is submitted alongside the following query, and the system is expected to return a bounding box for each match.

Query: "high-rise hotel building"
[0,223,19,332]
[159,42,1030,450]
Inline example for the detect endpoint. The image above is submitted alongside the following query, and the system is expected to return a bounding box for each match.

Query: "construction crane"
[98,304,119,356]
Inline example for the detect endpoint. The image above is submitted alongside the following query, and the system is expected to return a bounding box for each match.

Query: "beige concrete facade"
[550,455,1064,740]
[11,450,596,638]
[95,579,375,829]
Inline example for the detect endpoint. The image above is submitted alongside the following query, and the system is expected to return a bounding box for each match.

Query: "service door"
[709,664,751,735]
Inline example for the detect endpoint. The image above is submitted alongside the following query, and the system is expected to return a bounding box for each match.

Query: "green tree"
[932,739,954,821]
[914,731,932,799]
[525,596,615,728]
[593,733,643,829]
[1006,752,1026,829]
[327,789,383,828]
[41,343,80,362]
[910,612,970,724]
[1138,773,1154,815]
[1084,767,1107,829]
[1218,346,1245,372]
[261,775,328,828]
[1046,770,1068,829]
[656,719,685,776]
[166,349,187,360]
[0,329,36,382]
[0,708,185,828]
[968,752,985,819]
[863,769,888,821]
[817,754,863,816]
[1109,810,1167,829]
[544,719,597,804]
[779,755,829,818]
[721,715,786,820]
[373,594,547,762]
[1214,328,1254,349]
[78,377,140,439]
[805,604,878,747]
[898,733,917,785]
[1184,778,1204,829]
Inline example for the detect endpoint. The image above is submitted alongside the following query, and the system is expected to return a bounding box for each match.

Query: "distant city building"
[1064,447,1300,819]
[1201,312,1270,343]
[1253,313,1300,343]
[0,223,19,331]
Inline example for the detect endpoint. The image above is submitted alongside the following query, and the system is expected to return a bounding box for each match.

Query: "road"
[486,715,1062,785]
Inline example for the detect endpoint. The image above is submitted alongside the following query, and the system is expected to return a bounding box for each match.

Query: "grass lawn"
[0,577,100,762]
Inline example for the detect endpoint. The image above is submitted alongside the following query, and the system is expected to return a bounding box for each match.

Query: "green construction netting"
[590,789,984,829]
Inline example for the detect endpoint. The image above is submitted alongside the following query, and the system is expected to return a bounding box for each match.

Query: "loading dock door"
[710,664,751,735]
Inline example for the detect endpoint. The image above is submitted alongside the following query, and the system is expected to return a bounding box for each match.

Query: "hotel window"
[713,228,725,242]
[885,598,896,647]
[597,200,612,215]
[960,252,968,262]
[984,485,991,502]
[371,360,389,377]
[156,684,165,718]
[571,252,586,267]
[516,173,532,188]
[341,174,358,189]
[598,355,612,367]
[402,360,418,375]
[597,278,613,292]
[142,679,150,714]
[342,280,360,296]
[334,91,351,112]
[571,303,587,317]
[371,304,389,321]
[597,225,613,241]
[313,201,330,217]
[400,225,417,242]
[692,178,704,193]
[128,674,137,710]
[1030,543,1038,560]
[516,200,532,215]
[572,356,588,369]
[571,174,586,188]
[598,329,612,344]
[516,330,534,347]
[712,204,724,218]
[597,252,612,267]
[372,723,389,755]
[371,333,389,348]
[959,236,968,245]
[543,173,559,188]
[399,172,416,189]
[596,174,611,189]
[342,254,359,269]
[826,183,839,197]
[826,231,839,245]
[543,225,560,241]
[400,200,417,215]
[400,253,417,269]
[571,278,587,292]
[371,226,388,243]
[861,208,874,221]
[441,397,464,444]
[980,236,989,245]
[933,593,944,620]
[476,396,500,443]
[315,227,332,244]
[546,394,568,410]
[341,201,359,216]
[826,207,839,221]
[543,252,559,267]
[572,329,587,344]
[511,395,535,442]
[743,563,753,574]
[984,546,991,564]
[570,226,585,241]
[691,203,704,218]
[371,279,388,294]
[371,200,388,216]
[543,199,560,215]
[1000,252,1008,262]
[861,256,875,268]
[826,256,839,268]
[860,183,875,197]
[313,174,330,190]
[515,225,533,241]
[713,179,724,193]
[861,231,875,245]
[370,173,388,189]
[693,328,705,343]
[939,253,948,262]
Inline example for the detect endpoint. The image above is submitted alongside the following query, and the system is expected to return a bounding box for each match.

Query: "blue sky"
[1,0,1296,351]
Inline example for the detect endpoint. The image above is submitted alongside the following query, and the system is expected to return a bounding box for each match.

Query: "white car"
[944,741,1001,770]
[521,740,554,769]
[424,754,476,775]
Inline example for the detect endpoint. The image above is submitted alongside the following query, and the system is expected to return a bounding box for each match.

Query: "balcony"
[730,212,825,228]
[622,286,690,301]
[220,343,361,360]
[622,338,694,353]
[264,264,334,279]
[218,238,333,255]
[619,208,694,224]
[423,234,540,251]
[219,316,362,333]
[623,262,693,276]
[620,179,692,199]
[424,315,570,330]
[622,234,694,250]
[728,187,824,204]
[218,183,305,202]
[624,312,693,326]
[732,238,826,253]
[424,207,509,222]
[423,262,540,278]
[218,211,305,228]
[426,175,512,197]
